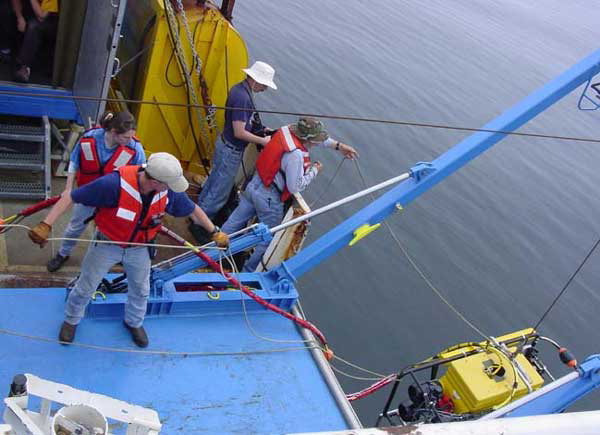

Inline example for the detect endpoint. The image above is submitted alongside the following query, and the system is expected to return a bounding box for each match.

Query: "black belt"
[221,134,245,151]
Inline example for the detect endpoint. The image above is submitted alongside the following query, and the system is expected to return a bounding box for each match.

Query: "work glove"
[212,231,229,249]
[29,221,51,247]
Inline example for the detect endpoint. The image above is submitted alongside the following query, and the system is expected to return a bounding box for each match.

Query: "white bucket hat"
[243,61,277,90]
[145,152,189,193]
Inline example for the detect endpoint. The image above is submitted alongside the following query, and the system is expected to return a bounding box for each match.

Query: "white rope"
[0,327,317,356]
[1,223,225,251]
[329,363,384,382]
[221,249,314,345]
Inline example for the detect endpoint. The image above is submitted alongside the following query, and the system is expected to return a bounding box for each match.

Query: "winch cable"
[0,196,60,234]
[339,161,530,402]
[353,159,490,341]
[0,90,599,145]
[534,237,600,329]
[158,225,332,357]
[309,157,347,208]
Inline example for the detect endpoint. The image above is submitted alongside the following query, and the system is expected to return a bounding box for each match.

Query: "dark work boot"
[47,253,69,272]
[123,321,149,348]
[58,321,77,344]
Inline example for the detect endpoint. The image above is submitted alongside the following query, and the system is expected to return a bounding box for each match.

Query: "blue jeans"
[59,203,95,257]
[65,234,151,328]
[222,175,283,272]
[197,137,244,219]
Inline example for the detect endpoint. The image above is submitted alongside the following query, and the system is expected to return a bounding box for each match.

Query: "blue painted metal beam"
[150,224,272,295]
[0,85,81,122]
[278,49,600,280]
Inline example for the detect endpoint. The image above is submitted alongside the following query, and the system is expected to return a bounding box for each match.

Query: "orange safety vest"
[255,126,311,201]
[76,130,137,186]
[95,166,168,247]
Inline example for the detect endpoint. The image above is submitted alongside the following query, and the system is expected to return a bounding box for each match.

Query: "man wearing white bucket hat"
[28,152,229,348]
[193,61,277,241]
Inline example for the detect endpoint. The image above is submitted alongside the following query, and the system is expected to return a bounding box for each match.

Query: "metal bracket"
[264,260,298,297]
[410,161,436,182]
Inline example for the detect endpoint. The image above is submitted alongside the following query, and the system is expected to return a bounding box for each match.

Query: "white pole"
[291,410,600,435]
[270,171,410,234]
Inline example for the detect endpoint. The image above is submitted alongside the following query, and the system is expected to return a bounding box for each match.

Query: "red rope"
[159,227,329,348]
[20,196,60,216]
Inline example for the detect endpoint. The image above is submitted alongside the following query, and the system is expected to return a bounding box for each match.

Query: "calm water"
[234,1,600,424]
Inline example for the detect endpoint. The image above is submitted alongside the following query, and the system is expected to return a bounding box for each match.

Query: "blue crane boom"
[151,49,600,294]
[272,49,600,281]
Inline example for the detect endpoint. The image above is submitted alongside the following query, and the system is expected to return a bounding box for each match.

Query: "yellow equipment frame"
[129,2,249,175]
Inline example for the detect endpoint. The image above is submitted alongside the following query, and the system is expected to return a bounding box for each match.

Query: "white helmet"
[243,61,277,90]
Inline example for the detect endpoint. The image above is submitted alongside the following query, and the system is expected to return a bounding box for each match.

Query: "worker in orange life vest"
[28,152,229,348]
[222,117,358,272]
[46,111,146,273]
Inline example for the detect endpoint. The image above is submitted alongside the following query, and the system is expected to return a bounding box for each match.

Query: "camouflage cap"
[291,117,329,142]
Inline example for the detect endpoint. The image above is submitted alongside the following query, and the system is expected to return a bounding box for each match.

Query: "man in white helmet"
[193,61,277,241]
[28,152,229,348]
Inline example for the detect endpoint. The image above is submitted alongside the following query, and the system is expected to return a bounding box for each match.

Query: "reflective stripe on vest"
[77,132,138,186]
[80,139,96,162]
[94,165,168,246]
[281,126,297,152]
[255,126,311,201]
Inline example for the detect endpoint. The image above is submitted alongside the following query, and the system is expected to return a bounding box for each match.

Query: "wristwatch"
[211,225,220,235]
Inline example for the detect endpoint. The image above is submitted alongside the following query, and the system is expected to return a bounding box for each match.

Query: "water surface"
[234,1,600,424]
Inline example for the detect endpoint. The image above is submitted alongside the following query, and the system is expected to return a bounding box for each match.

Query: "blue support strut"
[480,354,600,418]
[275,49,600,281]
[149,223,272,295]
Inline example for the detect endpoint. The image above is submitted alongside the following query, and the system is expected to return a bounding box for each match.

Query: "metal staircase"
[0,115,51,199]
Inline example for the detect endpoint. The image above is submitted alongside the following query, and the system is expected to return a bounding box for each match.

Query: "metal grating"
[0,139,44,168]
[0,179,45,198]
[0,116,45,141]
[0,115,50,199]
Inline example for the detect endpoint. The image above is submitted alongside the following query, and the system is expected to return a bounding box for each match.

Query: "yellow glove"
[29,221,51,247]
[212,230,229,248]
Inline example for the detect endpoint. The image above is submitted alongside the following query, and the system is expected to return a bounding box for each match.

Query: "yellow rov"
[376,328,579,425]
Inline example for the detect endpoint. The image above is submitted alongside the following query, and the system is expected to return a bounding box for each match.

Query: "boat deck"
[0,286,349,434]
[0,170,353,433]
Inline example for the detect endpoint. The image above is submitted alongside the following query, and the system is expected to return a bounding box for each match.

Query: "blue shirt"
[222,80,255,149]
[71,171,196,217]
[68,128,146,172]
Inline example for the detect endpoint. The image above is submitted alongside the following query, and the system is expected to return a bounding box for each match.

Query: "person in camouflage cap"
[221,116,359,272]
[289,117,329,142]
